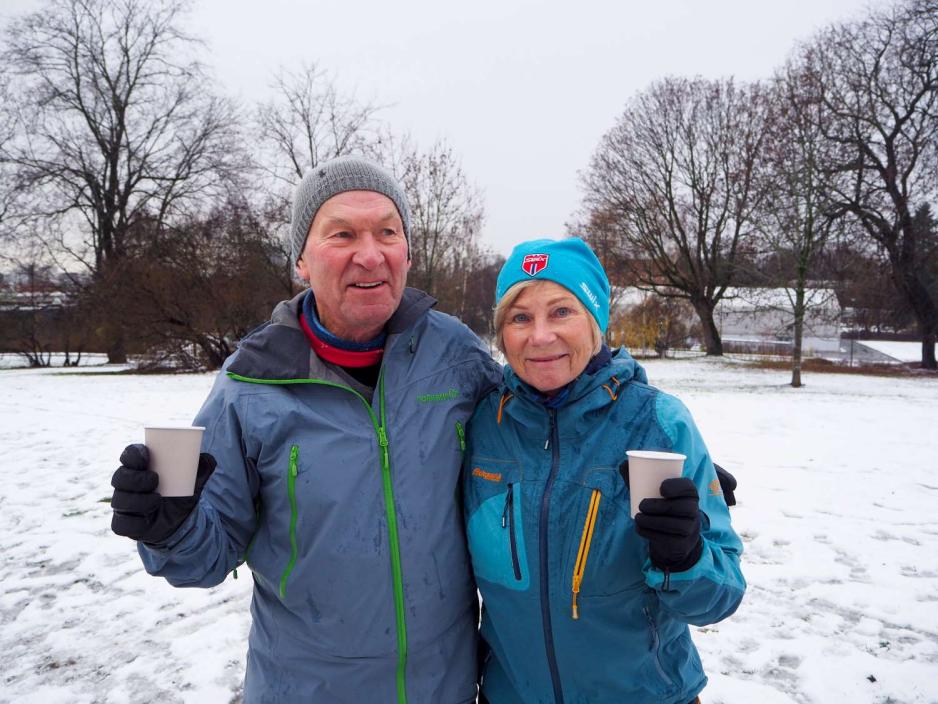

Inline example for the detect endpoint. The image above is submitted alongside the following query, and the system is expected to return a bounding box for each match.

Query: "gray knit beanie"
[290,155,411,264]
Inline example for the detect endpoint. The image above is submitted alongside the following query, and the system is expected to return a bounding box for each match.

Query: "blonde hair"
[493,280,603,355]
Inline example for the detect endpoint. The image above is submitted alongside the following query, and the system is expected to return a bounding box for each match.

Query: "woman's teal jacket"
[463,348,745,704]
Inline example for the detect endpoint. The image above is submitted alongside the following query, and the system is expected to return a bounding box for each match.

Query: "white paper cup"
[626,450,686,518]
[144,426,205,497]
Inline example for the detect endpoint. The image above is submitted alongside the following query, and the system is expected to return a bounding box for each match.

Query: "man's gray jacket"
[138,289,502,703]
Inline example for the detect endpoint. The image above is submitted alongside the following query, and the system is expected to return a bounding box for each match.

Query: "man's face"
[296,190,410,342]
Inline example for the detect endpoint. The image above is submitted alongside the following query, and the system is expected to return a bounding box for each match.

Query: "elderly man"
[110,156,502,703]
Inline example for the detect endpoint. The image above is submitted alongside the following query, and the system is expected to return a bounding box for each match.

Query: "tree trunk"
[791,273,808,388]
[199,336,232,371]
[791,305,804,388]
[884,223,938,371]
[923,330,937,370]
[107,333,127,364]
[693,301,724,356]
[906,303,938,370]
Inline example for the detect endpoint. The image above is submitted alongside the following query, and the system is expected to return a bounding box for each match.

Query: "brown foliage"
[89,201,292,370]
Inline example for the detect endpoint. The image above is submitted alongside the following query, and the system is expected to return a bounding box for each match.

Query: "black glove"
[634,477,703,572]
[714,463,737,506]
[110,443,216,545]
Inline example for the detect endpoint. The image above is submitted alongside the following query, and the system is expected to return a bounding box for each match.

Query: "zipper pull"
[572,585,580,620]
[377,427,390,465]
[502,483,513,528]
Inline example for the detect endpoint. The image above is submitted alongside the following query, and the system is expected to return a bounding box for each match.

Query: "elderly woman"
[463,238,744,704]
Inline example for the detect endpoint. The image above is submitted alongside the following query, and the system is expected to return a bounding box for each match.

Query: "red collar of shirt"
[298,313,384,368]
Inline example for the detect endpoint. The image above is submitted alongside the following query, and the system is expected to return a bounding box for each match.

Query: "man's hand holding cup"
[111,435,216,545]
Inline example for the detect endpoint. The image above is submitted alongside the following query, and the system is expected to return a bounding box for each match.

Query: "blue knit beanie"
[496,237,610,333]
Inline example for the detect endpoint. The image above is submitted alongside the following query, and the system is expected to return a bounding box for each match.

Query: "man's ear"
[296,257,310,283]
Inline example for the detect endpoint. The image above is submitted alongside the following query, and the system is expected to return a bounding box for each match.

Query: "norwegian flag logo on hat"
[521,253,549,276]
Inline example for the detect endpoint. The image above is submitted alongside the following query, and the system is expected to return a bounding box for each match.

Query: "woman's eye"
[511,313,530,324]
[333,231,353,239]
[554,307,572,318]
[382,228,398,237]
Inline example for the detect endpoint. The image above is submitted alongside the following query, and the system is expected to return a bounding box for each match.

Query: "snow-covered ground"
[1,359,936,703]
[0,353,110,370]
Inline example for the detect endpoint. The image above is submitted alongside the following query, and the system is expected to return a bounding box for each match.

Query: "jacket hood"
[503,346,647,405]
[229,287,436,380]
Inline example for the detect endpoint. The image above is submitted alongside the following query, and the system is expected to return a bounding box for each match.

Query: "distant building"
[0,289,69,312]
[714,287,842,355]
[610,285,911,363]
[0,271,82,312]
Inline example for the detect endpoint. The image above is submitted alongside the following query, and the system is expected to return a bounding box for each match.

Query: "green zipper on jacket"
[377,373,408,704]
[227,371,410,704]
[279,444,300,599]
[455,420,466,452]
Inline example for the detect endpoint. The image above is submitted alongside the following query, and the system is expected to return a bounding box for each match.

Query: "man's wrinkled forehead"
[308,193,404,236]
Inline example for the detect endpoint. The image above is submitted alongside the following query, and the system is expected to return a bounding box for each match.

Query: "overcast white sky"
[4,0,883,256]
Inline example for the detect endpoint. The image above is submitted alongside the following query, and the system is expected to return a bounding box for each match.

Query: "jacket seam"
[382,358,498,396]
[653,391,679,450]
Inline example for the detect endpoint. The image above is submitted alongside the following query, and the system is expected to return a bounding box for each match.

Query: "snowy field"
[0,353,109,370]
[1,358,937,704]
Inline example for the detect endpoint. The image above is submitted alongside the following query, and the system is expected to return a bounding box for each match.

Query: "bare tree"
[0,0,242,362]
[256,63,383,185]
[393,138,484,302]
[455,250,504,337]
[580,77,769,355]
[0,72,20,266]
[756,53,843,386]
[811,0,938,368]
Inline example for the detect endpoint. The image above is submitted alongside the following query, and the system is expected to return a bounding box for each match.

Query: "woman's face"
[501,280,596,395]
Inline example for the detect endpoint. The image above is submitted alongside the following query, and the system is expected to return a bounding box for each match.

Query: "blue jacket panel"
[138,289,502,704]
[463,349,744,704]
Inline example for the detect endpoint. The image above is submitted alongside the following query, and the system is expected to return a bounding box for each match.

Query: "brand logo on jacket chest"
[472,467,502,482]
[417,388,461,403]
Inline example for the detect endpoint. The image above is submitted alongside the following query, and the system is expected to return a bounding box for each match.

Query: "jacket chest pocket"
[464,458,530,590]
[560,471,647,607]
[265,435,385,602]
[252,443,304,600]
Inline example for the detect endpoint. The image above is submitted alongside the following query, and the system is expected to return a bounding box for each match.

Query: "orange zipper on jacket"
[571,489,602,619]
